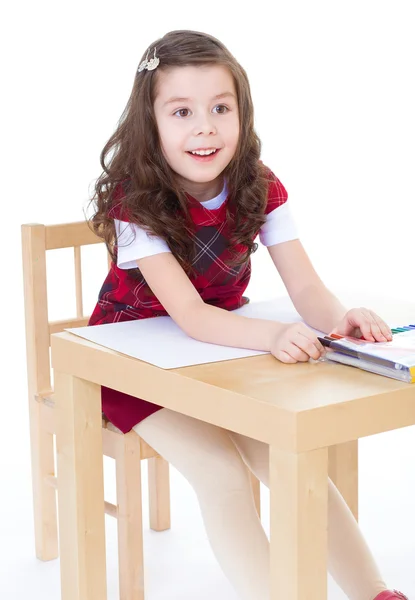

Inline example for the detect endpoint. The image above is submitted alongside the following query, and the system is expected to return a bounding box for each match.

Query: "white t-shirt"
[115,181,298,270]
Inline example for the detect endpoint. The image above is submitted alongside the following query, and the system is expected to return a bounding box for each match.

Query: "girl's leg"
[228,430,388,600]
[134,409,270,600]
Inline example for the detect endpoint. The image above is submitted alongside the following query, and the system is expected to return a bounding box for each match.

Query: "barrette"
[137,47,160,73]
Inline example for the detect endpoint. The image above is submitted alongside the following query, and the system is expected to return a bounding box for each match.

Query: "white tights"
[134,408,387,600]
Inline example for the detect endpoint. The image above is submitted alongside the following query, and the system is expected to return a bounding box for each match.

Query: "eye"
[213,104,229,114]
[173,108,191,118]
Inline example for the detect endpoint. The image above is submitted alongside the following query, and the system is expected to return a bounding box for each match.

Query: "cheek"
[158,132,175,157]
[227,127,240,150]
[224,116,240,144]
[159,121,185,151]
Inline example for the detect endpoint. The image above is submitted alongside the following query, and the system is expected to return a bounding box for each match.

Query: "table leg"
[55,371,107,600]
[270,446,328,600]
[328,440,358,521]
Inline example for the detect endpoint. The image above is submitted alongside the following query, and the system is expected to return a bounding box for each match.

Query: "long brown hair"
[89,30,271,274]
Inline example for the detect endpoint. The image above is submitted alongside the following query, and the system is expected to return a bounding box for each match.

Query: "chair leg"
[328,440,359,521]
[116,431,145,600]
[148,457,171,531]
[28,397,58,560]
[249,470,261,518]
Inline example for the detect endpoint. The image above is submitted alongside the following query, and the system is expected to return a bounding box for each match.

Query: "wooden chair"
[21,221,262,600]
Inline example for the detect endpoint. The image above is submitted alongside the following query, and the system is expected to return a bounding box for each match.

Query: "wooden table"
[51,300,415,600]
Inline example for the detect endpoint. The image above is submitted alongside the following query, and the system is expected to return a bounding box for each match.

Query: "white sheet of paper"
[66,297,306,369]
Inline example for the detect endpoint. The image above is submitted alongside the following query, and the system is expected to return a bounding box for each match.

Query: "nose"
[192,112,217,136]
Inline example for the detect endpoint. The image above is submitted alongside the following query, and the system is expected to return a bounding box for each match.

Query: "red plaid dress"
[89,172,288,432]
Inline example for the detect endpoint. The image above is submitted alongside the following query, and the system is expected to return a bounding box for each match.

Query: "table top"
[51,323,415,453]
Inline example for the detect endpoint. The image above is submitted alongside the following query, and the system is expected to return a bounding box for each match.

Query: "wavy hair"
[88,29,271,274]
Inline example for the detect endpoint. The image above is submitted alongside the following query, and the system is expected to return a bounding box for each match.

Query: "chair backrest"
[21,221,108,399]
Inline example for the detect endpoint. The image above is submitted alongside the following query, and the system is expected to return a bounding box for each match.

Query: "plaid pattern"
[89,168,288,432]
[89,171,287,326]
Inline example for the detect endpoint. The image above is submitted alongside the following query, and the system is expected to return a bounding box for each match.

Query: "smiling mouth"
[187,149,219,155]
[185,149,222,164]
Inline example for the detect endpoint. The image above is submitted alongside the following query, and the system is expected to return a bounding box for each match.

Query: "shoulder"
[260,163,288,215]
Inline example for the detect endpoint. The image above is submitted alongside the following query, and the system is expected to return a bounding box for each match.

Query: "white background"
[2,0,415,598]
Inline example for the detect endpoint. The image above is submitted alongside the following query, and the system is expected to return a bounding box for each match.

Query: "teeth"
[190,149,216,156]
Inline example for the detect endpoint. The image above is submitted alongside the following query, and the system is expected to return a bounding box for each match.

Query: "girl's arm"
[267,239,347,334]
[136,252,283,351]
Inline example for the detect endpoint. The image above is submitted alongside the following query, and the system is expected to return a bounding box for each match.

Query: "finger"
[367,319,383,341]
[295,337,323,359]
[368,311,392,341]
[356,309,376,341]
[361,308,388,342]
[276,350,298,364]
[296,323,326,351]
[296,330,325,357]
[286,342,310,363]
[360,308,385,341]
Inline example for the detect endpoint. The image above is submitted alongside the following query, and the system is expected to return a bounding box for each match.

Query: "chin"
[188,174,222,184]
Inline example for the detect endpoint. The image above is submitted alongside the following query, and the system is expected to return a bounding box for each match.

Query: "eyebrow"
[162,92,236,107]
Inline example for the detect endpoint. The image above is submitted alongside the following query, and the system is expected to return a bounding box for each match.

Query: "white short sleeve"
[259,201,299,246]
[115,219,171,269]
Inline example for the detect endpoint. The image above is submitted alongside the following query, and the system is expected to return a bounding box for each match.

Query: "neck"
[181,176,224,202]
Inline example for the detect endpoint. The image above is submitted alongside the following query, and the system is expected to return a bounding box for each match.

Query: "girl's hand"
[271,322,326,364]
[330,308,393,342]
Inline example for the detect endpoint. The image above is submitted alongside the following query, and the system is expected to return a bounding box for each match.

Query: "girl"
[88,30,407,600]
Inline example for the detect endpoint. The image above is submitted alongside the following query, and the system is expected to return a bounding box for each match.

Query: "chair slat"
[49,317,90,338]
[21,224,52,394]
[45,221,100,250]
[74,246,83,317]
[45,476,118,518]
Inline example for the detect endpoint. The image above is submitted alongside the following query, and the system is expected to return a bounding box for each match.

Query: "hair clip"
[137,47,160,73]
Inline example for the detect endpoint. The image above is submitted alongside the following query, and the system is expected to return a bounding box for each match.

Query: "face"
[153,64,240,201]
